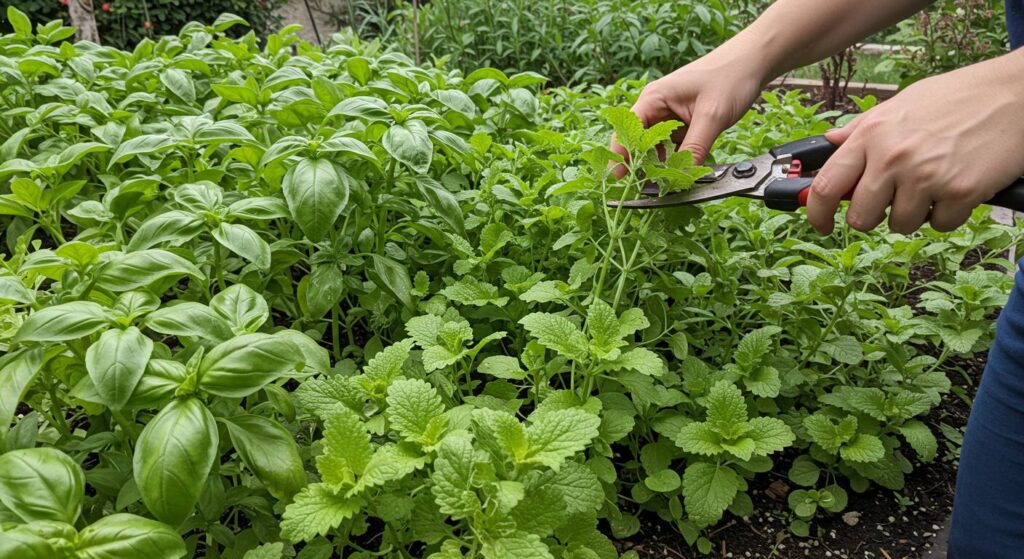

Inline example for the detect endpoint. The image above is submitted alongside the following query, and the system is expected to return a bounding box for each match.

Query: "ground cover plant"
[0,7,1020,558]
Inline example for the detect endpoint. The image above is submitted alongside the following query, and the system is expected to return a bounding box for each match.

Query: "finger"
[929,201,973,232]
[825,114,867,146]
[887,183,932,235]
[845,164,895,233]
[610,132,629,179]
[806,142,866,235]
[678,107,726,165]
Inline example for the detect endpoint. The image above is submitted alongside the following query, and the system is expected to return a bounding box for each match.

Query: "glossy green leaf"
[0,448,84,524]
[133,398,218,526]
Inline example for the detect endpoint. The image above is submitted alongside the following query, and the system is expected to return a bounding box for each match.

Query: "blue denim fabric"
[948,260,1024,557]
[1008,0,1024,49]
[947,8,1024,554]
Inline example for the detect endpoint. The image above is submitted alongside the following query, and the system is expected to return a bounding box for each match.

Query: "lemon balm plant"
[0,6,1019,557]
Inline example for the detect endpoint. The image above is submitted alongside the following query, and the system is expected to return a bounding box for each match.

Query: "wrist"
[710,25,788,88]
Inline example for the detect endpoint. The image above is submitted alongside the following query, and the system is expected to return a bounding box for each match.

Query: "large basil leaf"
[144,302,234,343]
[126,210,204,252]
[369,254,413,309]
[209,283,269,334]
[282,158,349,242]
[76,513,186,559]
[212,222,271,269]
[12,301,112,343]
[198,333,301,397]
[383,119,433,174]
[223,414,305,500]
[0,348,44,437]
[133,398,218,526]
[0,448,84,524]
[160,68,196,105]
[125,360,189,409]
[95,250,202,292]
[415,177,465,235]
[85,327,154,410]
[0,527,59,559]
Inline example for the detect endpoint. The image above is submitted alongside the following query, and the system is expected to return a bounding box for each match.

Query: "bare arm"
[733,0,935,83]
[611,0,936,166]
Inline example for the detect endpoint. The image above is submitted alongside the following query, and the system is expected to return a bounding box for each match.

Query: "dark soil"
[615,256,1002,558]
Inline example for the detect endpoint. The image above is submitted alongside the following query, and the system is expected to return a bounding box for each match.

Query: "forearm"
[716,0,935,84]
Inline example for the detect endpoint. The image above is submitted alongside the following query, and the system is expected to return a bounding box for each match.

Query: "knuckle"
[945,182,976,202]
[845,211,877,232]
[812,173,843,198]
[681,143,709,161]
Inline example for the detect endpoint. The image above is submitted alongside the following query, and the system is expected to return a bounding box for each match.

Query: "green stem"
[110,409,140,443]
[331,306,342,362]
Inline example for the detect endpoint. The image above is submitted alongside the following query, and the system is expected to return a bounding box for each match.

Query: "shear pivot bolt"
[732,161,756,178]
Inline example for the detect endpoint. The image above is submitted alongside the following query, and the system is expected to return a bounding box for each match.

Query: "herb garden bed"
[0,7,1020,559]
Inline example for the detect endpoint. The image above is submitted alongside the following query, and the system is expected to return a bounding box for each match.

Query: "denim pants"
[949,261,1024,556]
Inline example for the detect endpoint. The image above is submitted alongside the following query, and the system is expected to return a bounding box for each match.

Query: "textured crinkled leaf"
[803,414,858,453]
[605,347,663,376]
[241,542,284,559]
[674,422,723,456]
[734,326,780,368]
[318,406,372,488]
[280,484,360,543]
[441,277,509,307]
[523,409,600,469]
[386,378,447,444]
[840,434,886,463]
[586,299,622,358]
[295,375,366,419]
[478,355,527,380]
[431,434,481,519]
[364,339,415,381]
[747,417,794,456]
[819,387,887,421]
[519,313,588,361]
[481,532,554,559]
[350,443,428,495]
[682,462,741,527]
[704,381,748,434]
[897,419,938,461]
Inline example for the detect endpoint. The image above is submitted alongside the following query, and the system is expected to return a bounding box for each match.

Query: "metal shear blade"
[612,153,779,209]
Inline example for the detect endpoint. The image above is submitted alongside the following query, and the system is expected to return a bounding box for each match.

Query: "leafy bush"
[879,0,1008,84]
[0,6,1019,557]
[385,0,740,84]
[1,0,286,49]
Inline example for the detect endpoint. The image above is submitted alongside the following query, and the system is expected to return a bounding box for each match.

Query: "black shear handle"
[766,135,1024,213]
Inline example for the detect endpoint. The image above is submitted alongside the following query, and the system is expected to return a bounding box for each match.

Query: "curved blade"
[614,154,776,209]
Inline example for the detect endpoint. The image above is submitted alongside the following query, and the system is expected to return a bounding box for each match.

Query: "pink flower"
[101,3,110,11]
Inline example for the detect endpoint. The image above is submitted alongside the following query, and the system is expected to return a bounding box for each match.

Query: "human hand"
[807,51,1024,235]
[610,46,766,174]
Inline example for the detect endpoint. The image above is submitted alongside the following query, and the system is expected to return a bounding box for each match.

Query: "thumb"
[678,109,727,165]
[825,114,866,146]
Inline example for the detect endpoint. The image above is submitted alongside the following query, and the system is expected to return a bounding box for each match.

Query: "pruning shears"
[611,135,1024,212]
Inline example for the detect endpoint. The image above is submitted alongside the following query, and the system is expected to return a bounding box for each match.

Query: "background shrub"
[1,0,287,49]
